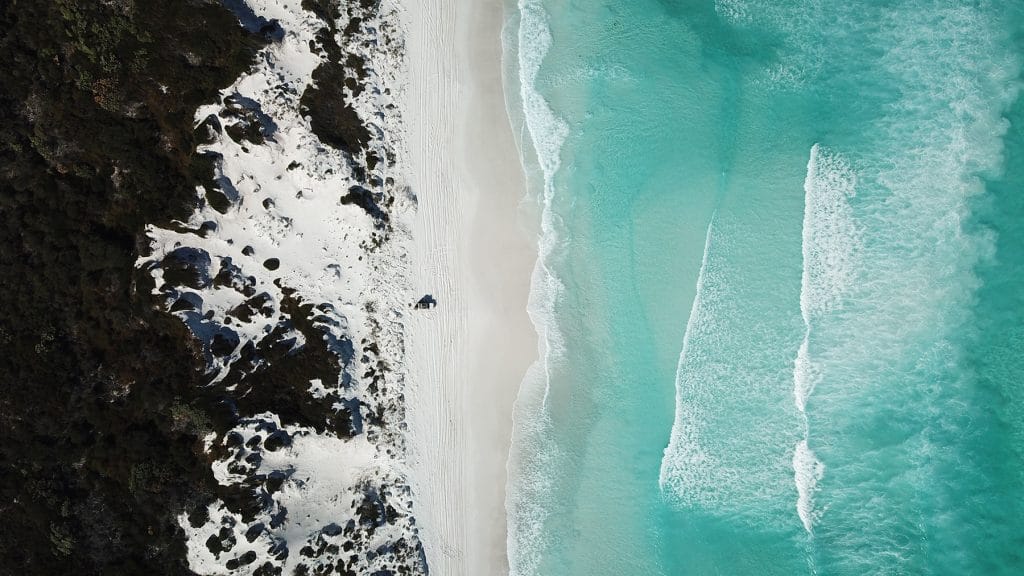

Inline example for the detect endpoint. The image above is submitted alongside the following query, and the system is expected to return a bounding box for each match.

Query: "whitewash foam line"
[658,216,715,500]
[505,2,571,575]
[792,143,860,533]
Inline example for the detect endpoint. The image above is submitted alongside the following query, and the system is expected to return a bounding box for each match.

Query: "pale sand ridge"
[402,0,536,574]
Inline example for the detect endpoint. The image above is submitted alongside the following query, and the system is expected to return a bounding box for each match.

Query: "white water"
[659,218,716,496]
[505,2,569,575]
[792,144,860,532]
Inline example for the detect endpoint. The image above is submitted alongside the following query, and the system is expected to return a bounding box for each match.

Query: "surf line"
[792,336,823,534]
[656,210,716,501]
[657,167,728,501]
[793,145,826,535]
[793,143,859,534]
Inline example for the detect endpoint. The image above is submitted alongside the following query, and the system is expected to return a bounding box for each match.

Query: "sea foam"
[658,218,716,499]
[790,144,860,532]
[793,439,825,533]
[784,2,1022,564]
[506,2,570,575]
[658,202,807,526]
[799,144,859,327]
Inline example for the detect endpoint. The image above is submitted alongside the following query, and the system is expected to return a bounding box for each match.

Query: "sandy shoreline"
[402,0,536,574]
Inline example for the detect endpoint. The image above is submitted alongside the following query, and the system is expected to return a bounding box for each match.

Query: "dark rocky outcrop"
[299,0,373,157]
[301,61,372,155]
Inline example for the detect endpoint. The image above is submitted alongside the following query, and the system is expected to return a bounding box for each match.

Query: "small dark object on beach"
[413,295,436,310]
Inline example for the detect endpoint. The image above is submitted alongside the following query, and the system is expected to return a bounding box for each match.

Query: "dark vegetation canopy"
[0,0,264,572]
[0,0,394,570]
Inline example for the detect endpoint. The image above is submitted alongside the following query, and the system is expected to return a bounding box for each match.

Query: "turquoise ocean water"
[504,0,1024,574]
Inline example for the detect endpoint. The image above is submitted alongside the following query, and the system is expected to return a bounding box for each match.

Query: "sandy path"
[402,0,536,573]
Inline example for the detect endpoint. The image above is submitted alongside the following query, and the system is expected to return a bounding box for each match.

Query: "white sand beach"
[402,0,536,574]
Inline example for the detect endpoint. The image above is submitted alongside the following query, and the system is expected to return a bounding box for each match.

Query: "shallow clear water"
[505,0,1024,574]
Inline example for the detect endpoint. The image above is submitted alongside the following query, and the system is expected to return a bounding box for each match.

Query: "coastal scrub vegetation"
[0,0,264,572]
